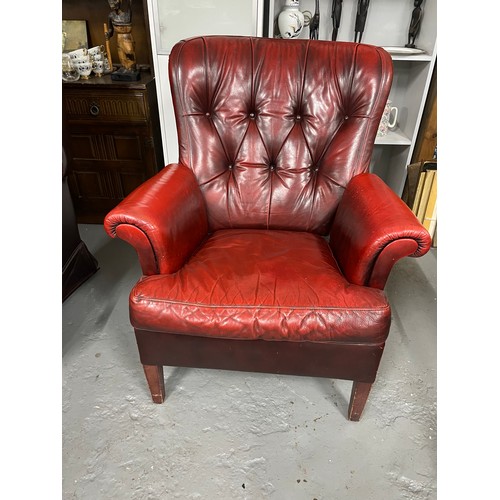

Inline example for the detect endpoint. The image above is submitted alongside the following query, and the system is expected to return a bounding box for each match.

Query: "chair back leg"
[348,381,373,421]
[143,364,166,403]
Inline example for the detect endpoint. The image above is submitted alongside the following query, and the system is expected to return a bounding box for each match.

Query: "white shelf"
[375,128,412,146]
[389,54,433,62]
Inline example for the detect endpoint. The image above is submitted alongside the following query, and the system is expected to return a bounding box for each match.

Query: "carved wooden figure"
[354,0,370,43]
[331,0,343,41]
[105,0,139,79]
[405,0,424,48]
[310,0,320,39]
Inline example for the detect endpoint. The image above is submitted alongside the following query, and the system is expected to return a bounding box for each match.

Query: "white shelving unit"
[268,0,437,195]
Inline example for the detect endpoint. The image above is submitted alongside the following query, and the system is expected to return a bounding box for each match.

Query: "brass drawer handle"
[89,103,100,116]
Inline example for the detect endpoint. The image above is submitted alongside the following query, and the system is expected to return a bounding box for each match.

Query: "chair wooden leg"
[348,381,373,421]
[143,364,165,403]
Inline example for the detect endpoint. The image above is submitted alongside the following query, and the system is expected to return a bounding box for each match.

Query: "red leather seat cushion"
[130,229,391,343]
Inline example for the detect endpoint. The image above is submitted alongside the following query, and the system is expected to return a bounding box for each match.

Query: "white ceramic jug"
[377,100,399,137]
[278,0,305,39]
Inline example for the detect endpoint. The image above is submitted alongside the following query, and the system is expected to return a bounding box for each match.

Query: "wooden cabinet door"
[63,75,163,223]
[66,123,157,222]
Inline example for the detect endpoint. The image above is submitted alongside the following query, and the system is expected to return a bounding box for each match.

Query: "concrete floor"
[62,224,437,500]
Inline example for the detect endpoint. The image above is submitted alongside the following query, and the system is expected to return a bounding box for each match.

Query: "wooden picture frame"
[62,20,89,53]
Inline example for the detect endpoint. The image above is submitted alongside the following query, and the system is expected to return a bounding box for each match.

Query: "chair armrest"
[104,163,208,275]
[329,173,432,289]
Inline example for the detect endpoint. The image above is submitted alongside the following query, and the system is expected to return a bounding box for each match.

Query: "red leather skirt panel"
[130,229,391,343]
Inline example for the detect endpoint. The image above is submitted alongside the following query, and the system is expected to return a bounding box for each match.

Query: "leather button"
[344,115,349,120]
[295,115,301,121]
[205,112,211,117]
[249,112,255,119]
[228,165,233,170]
[269,164,275,171]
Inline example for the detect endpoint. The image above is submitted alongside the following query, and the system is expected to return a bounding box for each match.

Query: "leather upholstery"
[129,229,391,343]
[104,36,432,416]
[105,34,430,342]
[169,36,393,233]
[330,173,431,287]
[105,163,208,275]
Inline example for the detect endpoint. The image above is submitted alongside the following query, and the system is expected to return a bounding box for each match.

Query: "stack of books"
[401,160,437,246]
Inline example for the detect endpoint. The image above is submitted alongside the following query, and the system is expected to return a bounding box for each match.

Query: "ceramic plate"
[382,46,426,55]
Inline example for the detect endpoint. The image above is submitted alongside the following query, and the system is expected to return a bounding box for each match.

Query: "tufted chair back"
[169,36,393,234]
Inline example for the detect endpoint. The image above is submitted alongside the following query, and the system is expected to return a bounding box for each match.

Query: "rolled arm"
[104,163,208,275]
[329,173,432,289]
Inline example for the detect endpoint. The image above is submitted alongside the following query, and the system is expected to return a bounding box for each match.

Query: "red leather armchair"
[104,36,431,420]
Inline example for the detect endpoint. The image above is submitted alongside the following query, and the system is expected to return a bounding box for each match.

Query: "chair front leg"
[143,364,166,403]
[348,381,373,421]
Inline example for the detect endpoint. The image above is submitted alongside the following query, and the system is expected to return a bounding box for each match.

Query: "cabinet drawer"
[63,89,149,123]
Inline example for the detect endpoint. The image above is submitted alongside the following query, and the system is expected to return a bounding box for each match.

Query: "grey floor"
[62,224,437,500]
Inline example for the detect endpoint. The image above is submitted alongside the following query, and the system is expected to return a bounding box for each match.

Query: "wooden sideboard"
[62,72,164,223]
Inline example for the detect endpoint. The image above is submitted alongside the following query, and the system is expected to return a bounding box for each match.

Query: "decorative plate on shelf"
[381,46,426,55]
